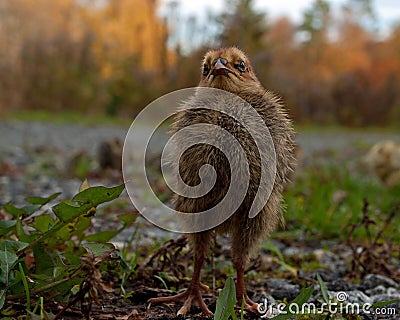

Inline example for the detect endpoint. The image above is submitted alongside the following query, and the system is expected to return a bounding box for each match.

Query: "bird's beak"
[211,59,233,76]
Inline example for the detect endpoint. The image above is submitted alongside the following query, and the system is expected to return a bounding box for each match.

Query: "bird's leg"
[148,233,212,316]
[234,262,259,310]
[232,236,259,311]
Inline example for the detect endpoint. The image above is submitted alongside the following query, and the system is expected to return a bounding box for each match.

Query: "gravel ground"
[1,120,399,203]
[1,120,399,319]
[0,121,126,203]
[1,120,399,236]
[1,120,399,158]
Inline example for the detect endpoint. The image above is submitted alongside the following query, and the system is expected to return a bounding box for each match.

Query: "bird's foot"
[148,282,212,316]
[237,294,259,312]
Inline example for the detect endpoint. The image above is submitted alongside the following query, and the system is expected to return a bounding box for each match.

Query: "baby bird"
[149,47,296,315]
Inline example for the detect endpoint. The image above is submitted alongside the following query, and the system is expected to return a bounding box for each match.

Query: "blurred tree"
[295,0,334,123]
[0,0,97,111]
[330,0,400,126]
[0,0,174,115]
[387,25,400,122]
[337,0,375,70]
[0,0,399,126]
[299,0,331,45]
[88,0,169,77]
[343,0,377,33]
[85,0,173,115]
[217,0,268,56]
[215,0,274,91]
[264,17,297,103]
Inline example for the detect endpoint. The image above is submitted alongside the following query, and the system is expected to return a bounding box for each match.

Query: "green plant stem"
[6,276,72,300]
[16,221,68,257]
[39,297,45,319]
[18,263,30,311]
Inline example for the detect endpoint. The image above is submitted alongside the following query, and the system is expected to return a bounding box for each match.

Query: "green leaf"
[118,213,138,225]
[85,231,119,242]
[371,299,399,308]
[82,243,115,258]
[51,273,82,298]
[214,277,237,320]
[0,221,16,236]
[16,219,37,243]
[52,184,125,222]
[25,192,61,206]
[73,184,124,203]
[3,203,24,218]
[0,289,6,309]
[0,240,29,284]
[34,215,55,233]
[3,203,41,218]
[262,241,284,261]
[0,240,29,257]
[271,285,315,320]
[32,243,54,276]
[261,241,297,275]
[21,205,41,215]
[158,272,179,284]
[154,275,169,290]
[317,274,329,304]
[60,199,83,208]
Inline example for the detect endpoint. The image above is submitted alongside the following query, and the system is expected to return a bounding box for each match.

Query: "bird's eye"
[235,61,247,73]
[203,64,210,76]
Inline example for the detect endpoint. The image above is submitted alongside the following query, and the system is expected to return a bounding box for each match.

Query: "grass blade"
[214,277,237,320]
[317,273,329,304]
[271,285,314,320]
[18,263,30,311]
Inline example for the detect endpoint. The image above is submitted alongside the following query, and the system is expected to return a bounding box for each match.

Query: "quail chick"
[149,47,296,315]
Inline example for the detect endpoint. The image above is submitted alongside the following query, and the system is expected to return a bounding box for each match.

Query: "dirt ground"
[1,121,399,319]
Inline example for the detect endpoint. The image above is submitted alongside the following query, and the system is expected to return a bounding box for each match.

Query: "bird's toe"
[176,290,212,316]
[195,293,213,316]
[246,302,260,311]
[148,285,212,316]
[177,295,193,315]
[236,294,259,312]
[199,282,210,292]
[148,290,187,305]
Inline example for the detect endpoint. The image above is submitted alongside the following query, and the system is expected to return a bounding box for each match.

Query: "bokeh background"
[1,0,400,127]
[1,3,400,318]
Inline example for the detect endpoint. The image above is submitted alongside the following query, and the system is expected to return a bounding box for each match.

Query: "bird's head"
[199,47,261,94]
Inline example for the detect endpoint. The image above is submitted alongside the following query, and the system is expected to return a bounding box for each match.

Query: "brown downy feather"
[171,47,296,262]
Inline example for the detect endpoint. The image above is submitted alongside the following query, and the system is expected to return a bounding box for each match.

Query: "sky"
[161,0,400,37]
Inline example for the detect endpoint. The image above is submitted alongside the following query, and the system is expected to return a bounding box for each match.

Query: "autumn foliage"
[0,0,399,126]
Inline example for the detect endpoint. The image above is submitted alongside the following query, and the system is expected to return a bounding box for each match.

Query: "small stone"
[327,279,350,291]
[366,285,388,296]
[362,274,400,290]
[266,278,291,289]
[282,247,302,256]
[329,290,372,305]
[307,269,339,282]
[252,293,277,307]
[313,248,325,260]
[267,279,301,301]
